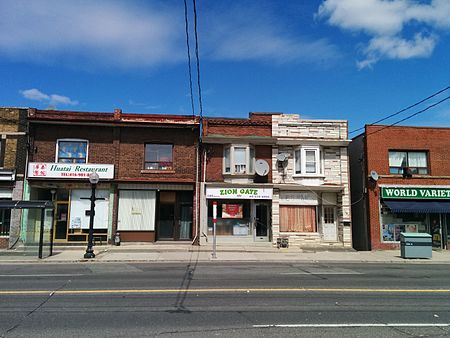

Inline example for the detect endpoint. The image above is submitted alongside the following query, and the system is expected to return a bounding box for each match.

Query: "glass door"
[54,203,69,241]
[254,202,269,241]
[179,205,192,240]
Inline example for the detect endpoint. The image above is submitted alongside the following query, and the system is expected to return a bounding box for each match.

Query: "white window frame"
[56,138,89,163]
[294,146,321,175]
[223,144,255,175]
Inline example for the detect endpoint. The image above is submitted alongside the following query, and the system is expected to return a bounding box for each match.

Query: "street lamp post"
[84,171,100,259]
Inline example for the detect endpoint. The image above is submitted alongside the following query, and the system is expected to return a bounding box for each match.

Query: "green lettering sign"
[381,187,450,200]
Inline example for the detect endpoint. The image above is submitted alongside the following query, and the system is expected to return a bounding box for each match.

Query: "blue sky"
[1,0,449,135]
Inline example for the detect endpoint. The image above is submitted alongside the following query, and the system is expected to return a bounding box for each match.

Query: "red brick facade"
[361,125,450,250]
[28,109,200,243]
[203,113,273,183]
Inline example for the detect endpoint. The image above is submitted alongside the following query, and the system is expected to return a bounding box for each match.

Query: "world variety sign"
[206,187,272,199]
[381,187,450,200]
[28,163,114,179]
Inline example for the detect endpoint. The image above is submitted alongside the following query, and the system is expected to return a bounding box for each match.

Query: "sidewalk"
[1,242,449,264]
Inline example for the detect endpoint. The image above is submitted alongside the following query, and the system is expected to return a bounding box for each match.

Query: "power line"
[192,0,203,119]
[350,86,450,134]
[183,0,195,117]
[366,95,450,136]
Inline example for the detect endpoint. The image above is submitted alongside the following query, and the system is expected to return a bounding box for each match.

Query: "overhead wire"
[192,0,203,120]
[183,0,195,117]
[366,95,450,137]
[349,85,450,135]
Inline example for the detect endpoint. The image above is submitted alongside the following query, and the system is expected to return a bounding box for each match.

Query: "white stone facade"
[272,114,352,248]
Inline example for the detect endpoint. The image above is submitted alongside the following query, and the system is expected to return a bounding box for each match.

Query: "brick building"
[200,113,274,244]
[25,108,200,244]
[272,114,352,248]
[349,125,450,251]
[0,108,27,249]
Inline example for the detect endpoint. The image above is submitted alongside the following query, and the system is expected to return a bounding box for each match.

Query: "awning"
[383,200,450,213]
[0,200,54,209]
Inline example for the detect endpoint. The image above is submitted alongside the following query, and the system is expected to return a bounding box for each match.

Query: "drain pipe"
[192,142,200,245]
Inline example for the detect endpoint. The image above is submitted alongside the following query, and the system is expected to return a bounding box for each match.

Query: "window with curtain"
[389,151,428,174]
[145,144,173,170]
[280,206,317,232]
[294,146,321,175]
[223,145,255,175]
[57,140,88,163]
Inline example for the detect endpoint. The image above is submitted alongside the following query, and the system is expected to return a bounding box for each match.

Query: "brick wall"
[0,108,27,248]
[30,125,115,165]
[365,125,450,250]
[118,127,197,182]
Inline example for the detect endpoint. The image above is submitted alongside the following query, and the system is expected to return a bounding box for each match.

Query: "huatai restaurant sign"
[206,187,272,199]
[381,187,450,200]
[28,163,114,179]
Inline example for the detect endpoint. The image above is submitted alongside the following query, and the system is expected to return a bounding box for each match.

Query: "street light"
[84,171,100,259]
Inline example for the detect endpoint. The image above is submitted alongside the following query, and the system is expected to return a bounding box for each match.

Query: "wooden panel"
[280,206,316,232]
[119,231,155,242]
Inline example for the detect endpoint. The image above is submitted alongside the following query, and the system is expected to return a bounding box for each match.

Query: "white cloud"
[0,0,184,68]
[21,88,50,102]
[318,0,450,68]
[21,88,78,106]
[204,4,340,65]
[0,1,340,69]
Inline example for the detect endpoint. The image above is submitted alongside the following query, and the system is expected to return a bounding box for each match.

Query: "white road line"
[254,323,450,328]
[0,274,85,277]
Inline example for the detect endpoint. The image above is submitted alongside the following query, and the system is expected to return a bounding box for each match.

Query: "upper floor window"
[294,146,321,175]
[145,144,173,170]
[57,139,88,163]
[223,145,255,175]
[389,151,428,175]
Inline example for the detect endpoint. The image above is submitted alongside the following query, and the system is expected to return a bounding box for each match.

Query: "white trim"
[222,144,255,175]
[380,184,450,188]
[294,145,321,175]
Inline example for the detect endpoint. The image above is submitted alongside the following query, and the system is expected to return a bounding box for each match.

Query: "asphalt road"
[1,262,450,337]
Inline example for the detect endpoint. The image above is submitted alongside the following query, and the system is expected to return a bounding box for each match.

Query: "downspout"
[192,140,200,245]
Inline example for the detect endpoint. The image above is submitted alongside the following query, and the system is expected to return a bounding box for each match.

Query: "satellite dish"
[276,153,288,162]
[370,170,379,181]
[255,159,269,176]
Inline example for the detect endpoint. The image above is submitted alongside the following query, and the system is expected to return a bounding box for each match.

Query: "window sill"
[223,172,255,177]
[292,174,325,178]
[141,170,175,174]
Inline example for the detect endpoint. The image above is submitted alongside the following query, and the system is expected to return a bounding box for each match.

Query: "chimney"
[114,108,122,120]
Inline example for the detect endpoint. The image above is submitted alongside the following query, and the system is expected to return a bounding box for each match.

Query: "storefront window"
[207,200,251,236]
[280,205,317,232]
[380,203,428,242]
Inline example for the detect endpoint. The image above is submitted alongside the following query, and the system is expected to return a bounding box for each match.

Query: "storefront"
[203,186,272,243]
[25,162,114,244]
[116,184,193,242]
[272,189,342,246]
[380,186,450,249]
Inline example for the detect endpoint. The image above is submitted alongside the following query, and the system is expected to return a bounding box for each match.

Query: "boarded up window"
[280,206,316,232]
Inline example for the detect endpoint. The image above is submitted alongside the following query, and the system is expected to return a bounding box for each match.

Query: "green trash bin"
[400,232,432,259]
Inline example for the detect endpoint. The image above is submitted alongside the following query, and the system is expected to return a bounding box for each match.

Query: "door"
[322,206,337,241]
[179,204,192,240]
[54,203,69,241]
[445,214,450,250]
[430,214,443,249]
[254,202,269,241]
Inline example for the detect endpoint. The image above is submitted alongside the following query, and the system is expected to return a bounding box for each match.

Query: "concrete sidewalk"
[0,242,449,264]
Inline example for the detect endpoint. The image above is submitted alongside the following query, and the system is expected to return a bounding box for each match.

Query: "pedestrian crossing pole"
[212,201,217,259]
